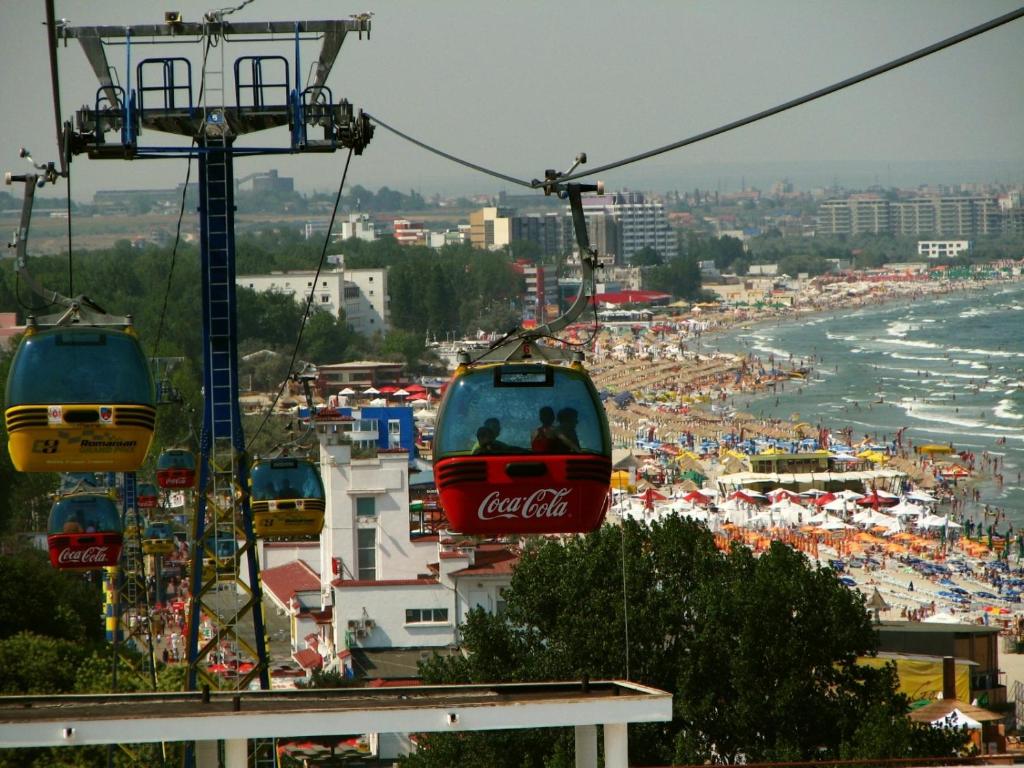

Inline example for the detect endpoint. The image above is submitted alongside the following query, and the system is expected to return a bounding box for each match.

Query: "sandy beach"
[588,268,1024,630]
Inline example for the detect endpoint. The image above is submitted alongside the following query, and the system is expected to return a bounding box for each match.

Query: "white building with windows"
[313,426,515,672]
[337,213,378,242]
[236,266,389,337]
[917,240,971,259]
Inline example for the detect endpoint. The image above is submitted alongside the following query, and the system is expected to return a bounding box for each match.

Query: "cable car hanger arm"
[476,158,603,363]
[5,154,128,327]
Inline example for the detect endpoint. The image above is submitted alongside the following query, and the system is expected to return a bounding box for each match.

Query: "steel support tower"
[59,13,373,698]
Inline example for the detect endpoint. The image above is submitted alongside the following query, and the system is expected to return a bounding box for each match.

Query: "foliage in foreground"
[403,518,967,766]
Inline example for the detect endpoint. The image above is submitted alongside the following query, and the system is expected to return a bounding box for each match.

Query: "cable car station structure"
[0,6,671,765]
[57,11,373,695]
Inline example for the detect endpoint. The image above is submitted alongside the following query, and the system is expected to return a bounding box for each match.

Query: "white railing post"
[603,722,629,768]
[574,724,598,767]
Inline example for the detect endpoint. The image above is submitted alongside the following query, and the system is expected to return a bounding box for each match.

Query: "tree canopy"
[406,519,965,766]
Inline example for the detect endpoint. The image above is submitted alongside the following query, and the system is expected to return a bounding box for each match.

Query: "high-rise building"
[579,192,677,266]
[469,206,514,250]
[816,195,889,235]
[818,195,1004,237]
[509,212,571,260]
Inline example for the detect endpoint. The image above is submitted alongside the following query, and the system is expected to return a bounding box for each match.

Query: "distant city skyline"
[1,1,1022,201]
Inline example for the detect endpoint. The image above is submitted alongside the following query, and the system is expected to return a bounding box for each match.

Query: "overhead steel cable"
[555,5,1024,184]
[246,146,356,450]
[366,6,1024,188]
[364,112,534,188]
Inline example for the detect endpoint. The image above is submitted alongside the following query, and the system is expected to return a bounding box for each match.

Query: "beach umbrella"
[392,388,410,398]
[768,488,802,503]
[835,490,865,500]
[907,490,937,503]
[812,492,837,507]
[800,488,829,497]
[339,387,356,396]
[637,488,669,510]
[362,387,380,395]
[682,490,711,506]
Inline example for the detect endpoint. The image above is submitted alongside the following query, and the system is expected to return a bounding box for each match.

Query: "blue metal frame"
[186,138,270,692]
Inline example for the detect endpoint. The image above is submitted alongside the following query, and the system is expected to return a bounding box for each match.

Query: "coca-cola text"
[477,488,571,521]
[56,545,112,566]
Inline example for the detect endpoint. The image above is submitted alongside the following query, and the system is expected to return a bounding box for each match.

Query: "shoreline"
[589,273,1023,496]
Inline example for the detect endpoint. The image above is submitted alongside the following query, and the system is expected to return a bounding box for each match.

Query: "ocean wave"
[888,352,948,362]
[875,338,942,350]
[995,399,1024,421]
[750,343,790,359]
[959,307,993,319]
[948,346,1023,359]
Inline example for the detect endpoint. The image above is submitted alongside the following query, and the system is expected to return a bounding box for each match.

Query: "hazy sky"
[1,0,1022,200]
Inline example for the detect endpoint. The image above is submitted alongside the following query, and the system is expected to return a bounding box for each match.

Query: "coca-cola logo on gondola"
[56,546,111,565]
[477,488,571,521]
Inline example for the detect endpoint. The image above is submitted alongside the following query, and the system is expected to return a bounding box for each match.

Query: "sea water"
[710,282,1024,524]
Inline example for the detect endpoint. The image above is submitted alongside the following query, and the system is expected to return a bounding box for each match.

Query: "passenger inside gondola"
[50,497,119,535]
[555,407,580,451]
[439,368,604,458]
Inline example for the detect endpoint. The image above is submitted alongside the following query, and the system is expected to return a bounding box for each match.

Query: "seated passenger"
[472,425,498,454]
[532,406,575,452]
[556,407,581,451]
[473,418,511,453]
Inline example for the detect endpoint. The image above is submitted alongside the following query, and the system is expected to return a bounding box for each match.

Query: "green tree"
[408,519,966,766]
[0,550,103,644]
[628,246,663,267]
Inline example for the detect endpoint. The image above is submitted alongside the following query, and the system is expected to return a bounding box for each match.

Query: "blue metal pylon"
[186,136,269,692]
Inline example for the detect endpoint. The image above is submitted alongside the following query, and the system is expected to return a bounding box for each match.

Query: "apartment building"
[817,195,1004,237]
[236,266,389,336]
[580,191,677,265]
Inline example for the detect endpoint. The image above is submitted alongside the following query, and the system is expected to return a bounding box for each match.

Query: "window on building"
[357,528,376,580]
[322,281,327,287]
[369,276,374,282]
[388,420,402,442]
[321,295,330,303]
[356,497,376,517]
[405,608,448,624]
[248,283,254,288]
[307,282,312,287]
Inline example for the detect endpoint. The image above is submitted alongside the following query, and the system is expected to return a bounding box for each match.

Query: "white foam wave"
[888,352,947,362]
[948,346,1023,359]
[876,338,942,350]
[995,399,1024,421]
[751,343,790,359]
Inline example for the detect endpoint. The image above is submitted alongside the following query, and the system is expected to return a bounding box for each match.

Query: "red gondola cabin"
[156,448,196,489]
[48,493,123,570]
[433,362,611,535]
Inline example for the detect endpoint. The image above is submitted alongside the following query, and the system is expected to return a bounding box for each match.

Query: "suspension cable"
[364,112,534,189]
[556,5,1024,184]
[246,147,355,449]
[366,7,1024,188]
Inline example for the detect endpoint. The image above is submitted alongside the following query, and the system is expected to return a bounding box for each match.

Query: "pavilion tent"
[769,499,806,525]
[889,500,926,517]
